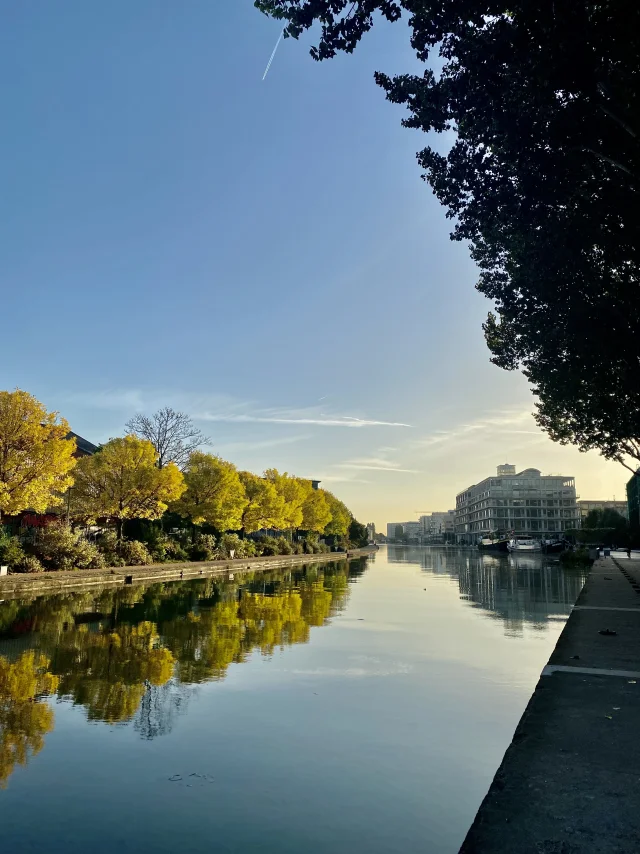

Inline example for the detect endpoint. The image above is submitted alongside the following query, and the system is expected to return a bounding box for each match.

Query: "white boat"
[508,538,541,553]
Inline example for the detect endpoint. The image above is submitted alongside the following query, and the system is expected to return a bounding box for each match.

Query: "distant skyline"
[0,2,627,529]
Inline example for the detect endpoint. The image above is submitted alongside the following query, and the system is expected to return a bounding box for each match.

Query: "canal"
[0,547,586,853]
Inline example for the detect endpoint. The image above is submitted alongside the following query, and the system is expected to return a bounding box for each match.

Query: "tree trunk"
[117,518,123,540]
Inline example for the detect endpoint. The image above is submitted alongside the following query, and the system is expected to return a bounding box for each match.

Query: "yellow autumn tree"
[300,483,332,533]
[71,436,185,537]
[172,452,247,536]
[239,471,286,533]
[323,491,352,538]
[264,469,307,531]
[0,389,76,519]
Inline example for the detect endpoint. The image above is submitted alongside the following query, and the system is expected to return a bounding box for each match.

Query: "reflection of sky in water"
[0,549,585,854]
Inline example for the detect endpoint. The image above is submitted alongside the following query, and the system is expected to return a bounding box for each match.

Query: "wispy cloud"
[338,462,420,473]
[198,413,411,428]
[319,474,371,485]
[64,389,410,430]
[333,452,420,475]
[415,407,538,452]
[215,434,311,454]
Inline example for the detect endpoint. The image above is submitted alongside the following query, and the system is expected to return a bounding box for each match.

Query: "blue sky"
[1,1,627,527]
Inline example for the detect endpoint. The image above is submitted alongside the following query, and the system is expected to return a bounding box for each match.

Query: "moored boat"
[508,538,541,553]
[478,536,509,552]
[542,539,567,554]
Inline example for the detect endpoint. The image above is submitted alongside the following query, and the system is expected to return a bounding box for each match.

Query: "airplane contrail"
[262,29,284,80]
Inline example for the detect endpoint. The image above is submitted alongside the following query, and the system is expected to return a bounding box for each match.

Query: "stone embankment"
[0,547,377,600]
[460,556,640,853]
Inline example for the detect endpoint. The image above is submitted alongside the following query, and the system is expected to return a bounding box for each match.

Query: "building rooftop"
[67,432,99,456]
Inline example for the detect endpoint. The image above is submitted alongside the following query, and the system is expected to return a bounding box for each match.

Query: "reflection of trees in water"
[387,546,587,637]
[134,679,193,740]
[160,562,353,684]
[50,622,176,723]
[0,558,364,783]
[0,651,58,788]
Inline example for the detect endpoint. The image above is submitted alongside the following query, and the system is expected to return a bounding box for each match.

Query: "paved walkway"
[460,558,640,854]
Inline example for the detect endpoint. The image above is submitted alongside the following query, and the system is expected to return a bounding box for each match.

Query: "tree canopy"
[301,485,332,533]
[239,471,286,533]
[264,469,307,530]
[574,507,630,547]
[323,491,352,538]
[255,0,640,469]
[71,436,185,536]
[172,452,247,532]
[0,390,76,518]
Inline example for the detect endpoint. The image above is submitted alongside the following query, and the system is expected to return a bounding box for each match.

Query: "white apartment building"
[455,465,579,543]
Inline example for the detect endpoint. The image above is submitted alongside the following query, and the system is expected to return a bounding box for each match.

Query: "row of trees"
[0,390,367,566]
[70,440,356,541]
[571,508,633,549]
[255,1,640,473]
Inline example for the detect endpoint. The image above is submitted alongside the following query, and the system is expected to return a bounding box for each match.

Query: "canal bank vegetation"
[255,1,640,474]
[0,390,369,573]
[568,508,636,549]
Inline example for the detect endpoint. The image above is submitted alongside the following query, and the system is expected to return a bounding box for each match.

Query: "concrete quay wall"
[0,547,377,600]
[460,557,640,853]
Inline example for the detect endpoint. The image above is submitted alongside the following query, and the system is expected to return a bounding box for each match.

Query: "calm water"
[0,547,585,853]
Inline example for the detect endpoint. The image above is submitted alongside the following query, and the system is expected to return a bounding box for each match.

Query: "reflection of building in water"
[386,546,586,637]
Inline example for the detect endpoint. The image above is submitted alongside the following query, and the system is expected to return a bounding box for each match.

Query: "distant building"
[387,521,422,541]
[578,500,628,521]
[366,522,376,541]
[403,521,422,541]
[67,432,98,458]
[455,465,579,544]
[419,511,456,542]
[627,473,640,527]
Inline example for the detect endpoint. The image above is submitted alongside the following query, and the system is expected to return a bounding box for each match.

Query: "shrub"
[255,535,279,556]
[240,538,257,557]
[276,536,293,555]
[162,537,190,563]
[32,524,105,571]
[559,547,593,567]
[0,535,26,569]
[292,542,304,555]
[189,534,218,561]
[95,531,153,567]
[142,532,189,563]
[12,554,44,574]
[117,539,152,566]
[95,531,124,566]
[218,534,256,559]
